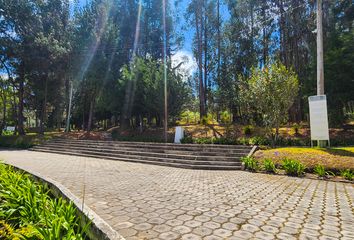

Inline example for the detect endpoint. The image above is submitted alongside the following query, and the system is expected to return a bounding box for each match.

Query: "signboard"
[308,95,329,141]
[174,126,184,143]
[6,126,15,132]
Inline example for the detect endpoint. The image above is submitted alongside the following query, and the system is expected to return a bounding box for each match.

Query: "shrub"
[341,169,353,181]
[243,125,253,135]
[263,158,276,173]
[241,156,258,171]
[0,163,90,239]
[213,137,237,145]
[1,130,14,136]
[180,136,193,144]
[292,123,300,135]
[249,136,269,145]
[313,164,334,178]
[282,158,305,176]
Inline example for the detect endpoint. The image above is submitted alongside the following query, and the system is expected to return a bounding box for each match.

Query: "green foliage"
[219,111,231,124]
[179,110,199,125]
[180,136,193,144]
[241,156,258,172]
[0,163,90,239]
[263,159,276,173]
[282,158,306,177]
[0,136,34,148]
[239,61,299,146]
[118,57,190,126]
[1,130,14,136]
[341,169,353,181]
[292,123,300,135]
[243,125,253,135]
[313,165,335,178]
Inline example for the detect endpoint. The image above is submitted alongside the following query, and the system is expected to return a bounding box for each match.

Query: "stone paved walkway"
[1,150,354,240]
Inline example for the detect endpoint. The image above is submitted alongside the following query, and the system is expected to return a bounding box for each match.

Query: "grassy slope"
[254,147,354,171]
[0,132,60,148]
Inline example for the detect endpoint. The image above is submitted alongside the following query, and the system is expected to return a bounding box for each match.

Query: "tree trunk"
[217,0,221,84]
[195,6,206,119]
[203,0,208,113]
[18,76,25,135]
[40,77,48,135]
[0,94,6,136]
[87,99,94,132]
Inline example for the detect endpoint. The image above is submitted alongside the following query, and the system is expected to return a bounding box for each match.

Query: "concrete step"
[39,142,250,156]
[34,143,246,159]
[31,138,251,170]
[30,148,242,170]
[32,146,242,165]
[48,139,252,153]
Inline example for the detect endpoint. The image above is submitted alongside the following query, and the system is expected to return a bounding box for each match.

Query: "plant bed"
[0,163,90,239]
[254,147,354,173]
[242,155,354,184]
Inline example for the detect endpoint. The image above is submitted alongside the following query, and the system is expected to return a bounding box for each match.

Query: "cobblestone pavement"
[1,150,354,240]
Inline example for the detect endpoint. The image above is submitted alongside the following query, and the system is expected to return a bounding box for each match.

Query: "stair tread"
[31,147,242,165]
[30,149,242,170]
[50,138,252,149]
[33,145,245,159]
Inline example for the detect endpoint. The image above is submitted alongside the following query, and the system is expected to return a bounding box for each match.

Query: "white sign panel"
[308,95,329,141]
[174,126,184,143]
[6,126,15,131]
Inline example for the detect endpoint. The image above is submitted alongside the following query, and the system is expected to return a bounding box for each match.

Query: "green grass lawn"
[254,147,354,171]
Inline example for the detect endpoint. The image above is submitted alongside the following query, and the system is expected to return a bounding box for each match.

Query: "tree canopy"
[0,0,353,136]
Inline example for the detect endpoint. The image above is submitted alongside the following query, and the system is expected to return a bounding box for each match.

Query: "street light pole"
[317,0,324,95]
[316,0,327,147]
[163,0,168,143]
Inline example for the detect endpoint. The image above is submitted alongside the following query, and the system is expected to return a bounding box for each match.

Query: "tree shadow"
[321,148,354,157]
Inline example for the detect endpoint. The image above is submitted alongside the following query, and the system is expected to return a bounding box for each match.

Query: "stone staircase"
[30,138,255,170]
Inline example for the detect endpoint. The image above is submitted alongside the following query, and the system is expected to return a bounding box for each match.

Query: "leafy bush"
[213,137,237,145]
[341,169,353,181]
[180,136,193,144]
[313,164,335,178]
[292,123,300,135]
[0,136,35,148]
[263,158,276,173]
[282,158,306,176]
[248,136,270,145]
[243,125,253,135]
[219,111,231,124]
[241,156,258,171]
[1,130,15,136]
[0,163,90,239]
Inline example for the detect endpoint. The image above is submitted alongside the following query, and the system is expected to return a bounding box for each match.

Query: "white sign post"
[174,126,184,143]
[308,95,330,147]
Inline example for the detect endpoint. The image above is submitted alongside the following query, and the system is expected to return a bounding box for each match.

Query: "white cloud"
[171,50,197,80]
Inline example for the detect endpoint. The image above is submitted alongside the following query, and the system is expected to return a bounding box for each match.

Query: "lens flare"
[122,0,143,120]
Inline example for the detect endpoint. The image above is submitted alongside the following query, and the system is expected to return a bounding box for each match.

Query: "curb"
[6,163,125,240]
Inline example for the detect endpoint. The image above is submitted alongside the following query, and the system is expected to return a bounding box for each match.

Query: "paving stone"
[222,222,239,231]
[192,226,212,237]
[261,225,279,234]
[181,233,202,240]
[232,230,253,239]
[172,225,192,234]
[203,236,222,240]
[213,228,232,238]
[1,150,353,240]
[203,221,221,230]
[255,231,275,240]
[241,223,260,233]
[185,220,202,228]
